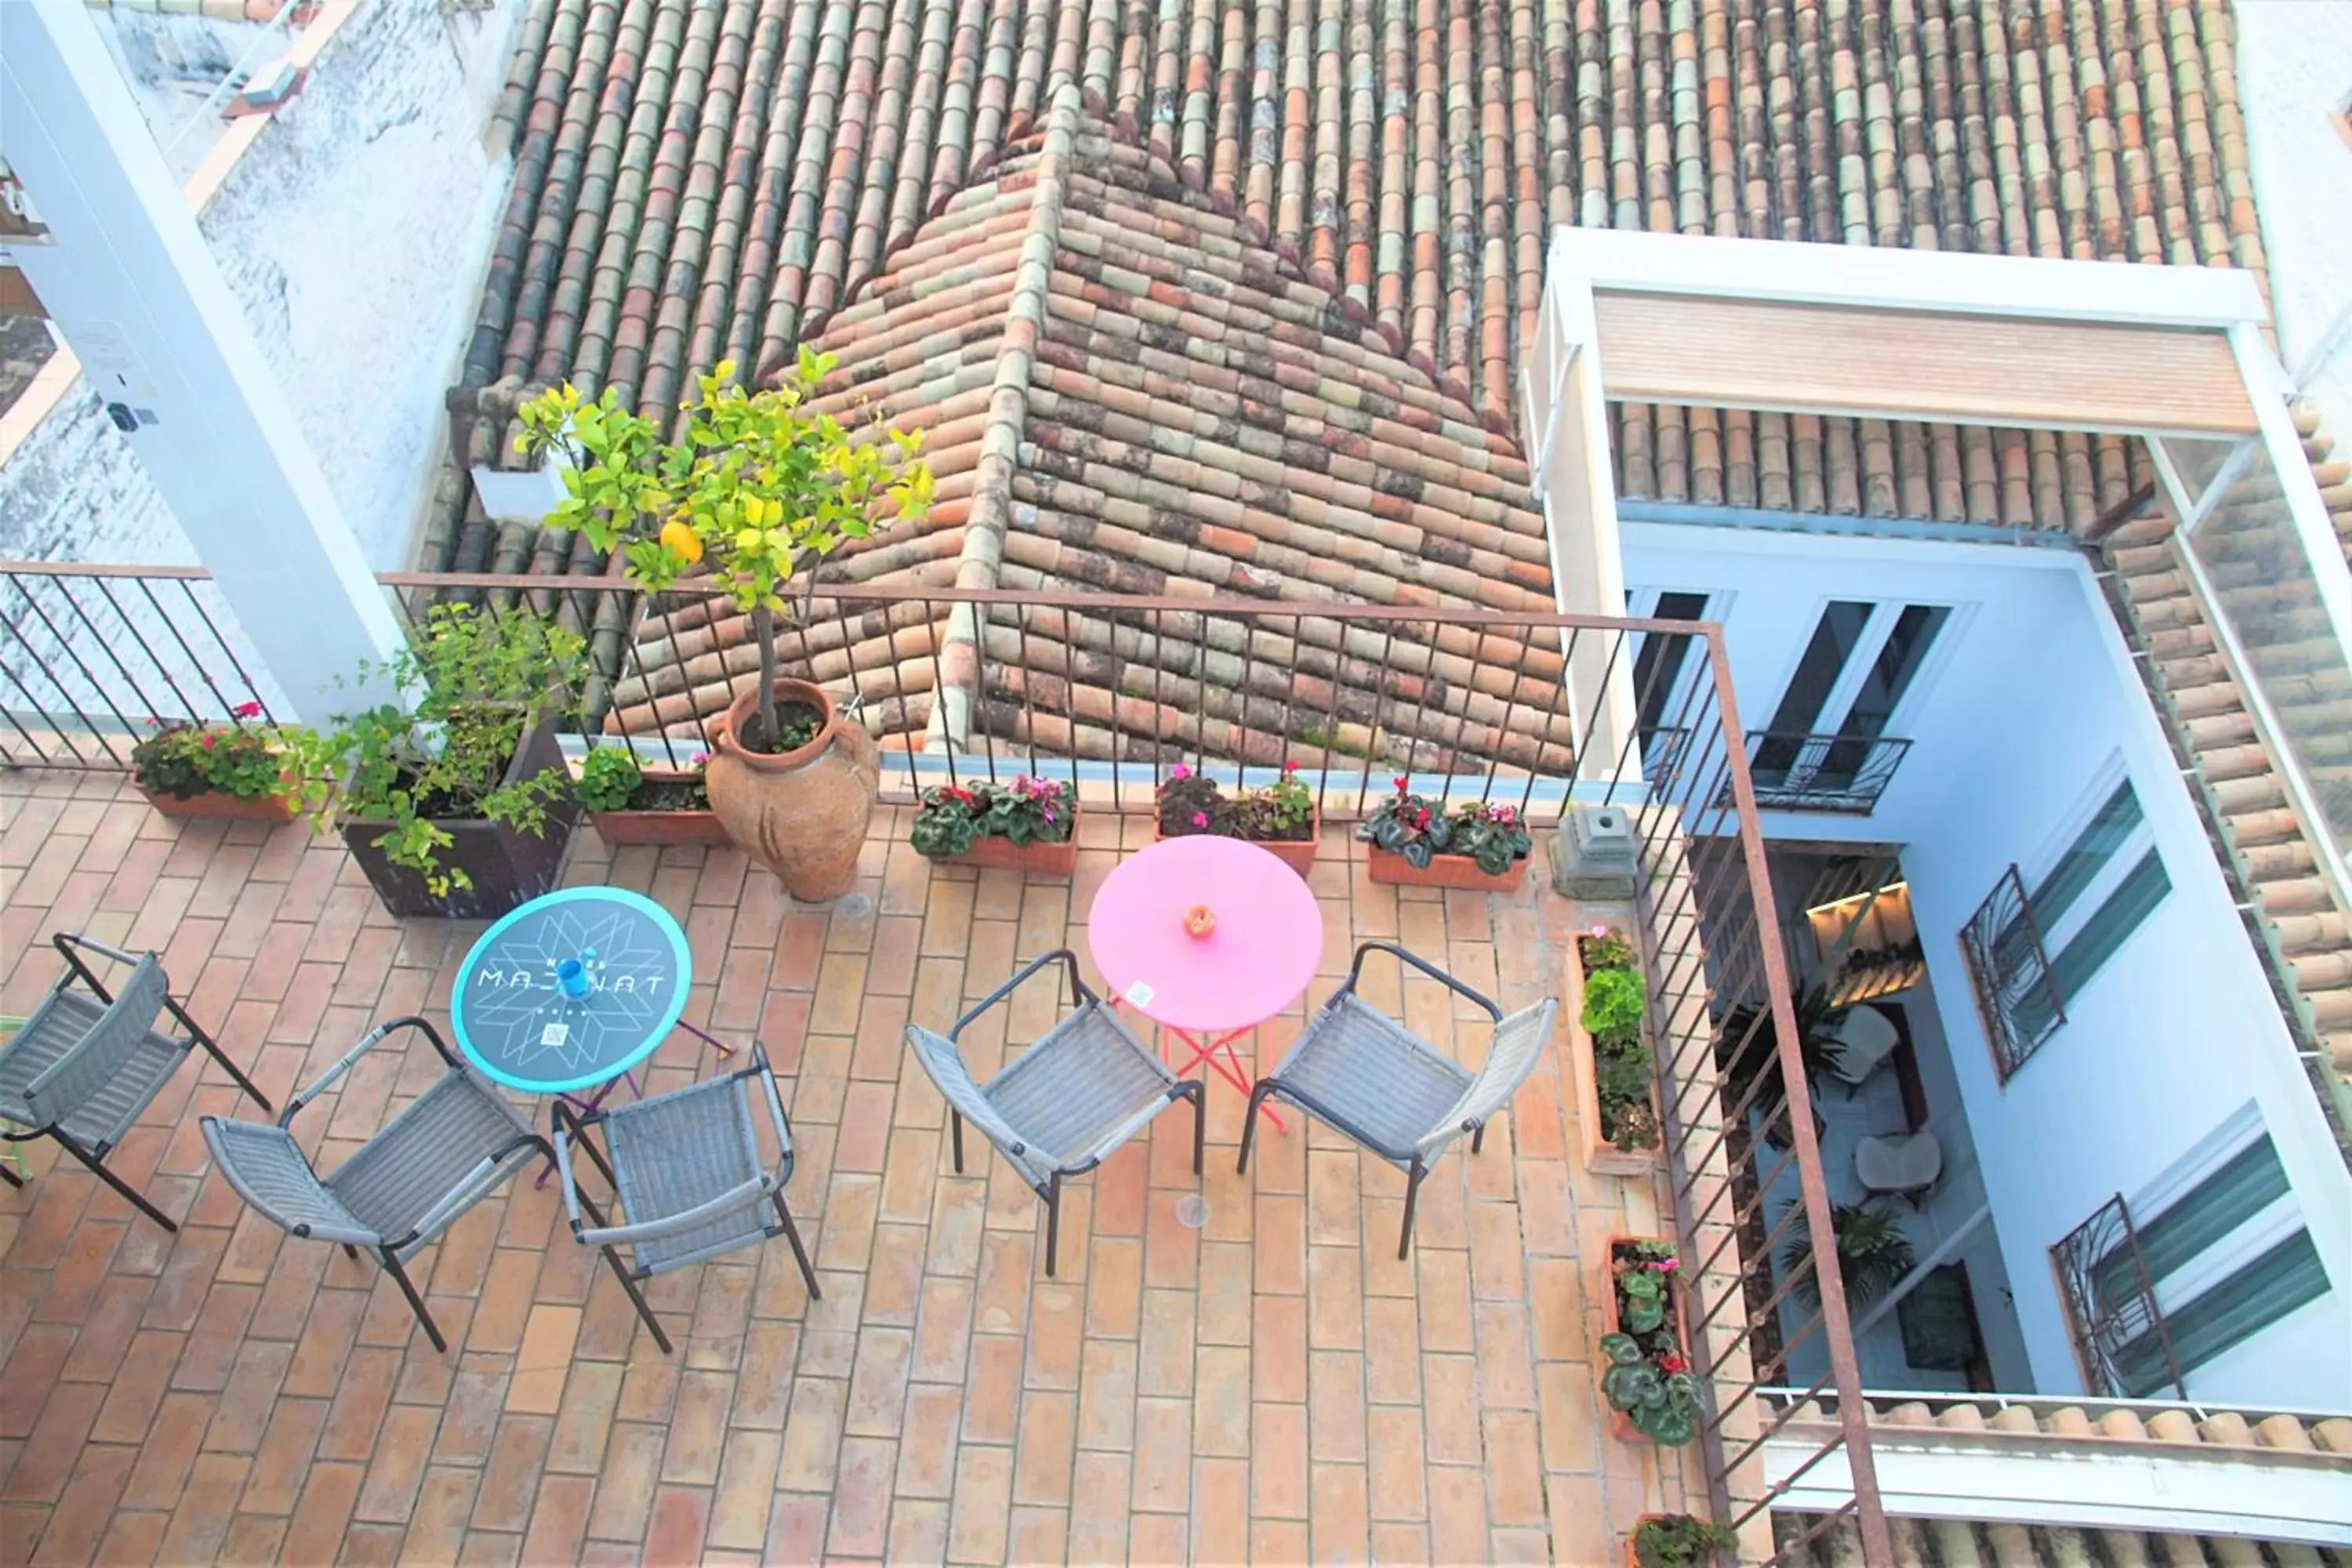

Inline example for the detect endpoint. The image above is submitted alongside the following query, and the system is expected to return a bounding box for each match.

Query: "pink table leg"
[1167,1025,1288,1133]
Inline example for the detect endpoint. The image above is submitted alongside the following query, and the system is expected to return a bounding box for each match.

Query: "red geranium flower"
[230,701,263,720]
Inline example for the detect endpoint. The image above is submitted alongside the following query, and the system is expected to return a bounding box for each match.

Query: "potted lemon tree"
[517,351,933,901]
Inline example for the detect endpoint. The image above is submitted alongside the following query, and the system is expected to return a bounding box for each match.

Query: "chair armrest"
[1339,942,1501,1019]
[51,931,151,1000]
[949,949,1093,1040]
[281,1016,456,1128]
[551,1106,588,1232]
[905,1025,1039,1161]
[1415,997,1559,1160]
[574,1174,771,1248]
[390,1132,549,1250]
[739,1046,797,1178]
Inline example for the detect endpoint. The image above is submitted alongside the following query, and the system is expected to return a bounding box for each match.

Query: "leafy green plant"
[575,746,644,813]
[1778,1200,1918,1313]
[1580,929,1659,1151]
[1253,766,1316,835]
[517,351,934,752]
[1715,982,1850,1146]
[909,776,1074,858]
[1616,1240,1676,1334]
[325,603,586,898]
[1599,1333,1701,1446]
[1632,1513,1734,1568]
[130,702,332,807]
[1357,778,1531,873]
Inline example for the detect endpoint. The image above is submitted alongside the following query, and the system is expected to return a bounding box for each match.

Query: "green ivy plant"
[325,603,586,898]
[1581,930,1660,1151]
[1631,1514,1734,1568]
[1356,778,1531,873]
[909,776,1075,859]
[1599,1333,1701,1446]
[515,350,935,753]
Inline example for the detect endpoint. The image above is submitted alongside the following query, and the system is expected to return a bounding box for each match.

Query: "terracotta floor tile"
[0,807,1693,1568]
[28,1442,133,1567]
[706,1429,783,1551]
[584,1423,663,1544]
[945,1443,1013,1565]
[280,1460,362,1566]
[1065,1450,1131,1566]
[643,1484,710,1566]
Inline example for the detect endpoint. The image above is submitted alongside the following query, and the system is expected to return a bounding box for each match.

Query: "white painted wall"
[2235,1,2352,415]
[1625,521,2352,1406]
[0,0,521,571]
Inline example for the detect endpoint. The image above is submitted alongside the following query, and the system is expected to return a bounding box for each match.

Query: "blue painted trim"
[450,886,693,1096]
[1618,499,2079,550]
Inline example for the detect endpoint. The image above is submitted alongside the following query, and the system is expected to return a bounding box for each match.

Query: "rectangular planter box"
[340,720,580,920]
[140,786,299,824]
[1154,800,1319,878]
[1601,1235,1692,1445]
[586,768,731,847]
[937,813,1081,876]
[1567,929,1664,1177]
[1367,845,1530,891]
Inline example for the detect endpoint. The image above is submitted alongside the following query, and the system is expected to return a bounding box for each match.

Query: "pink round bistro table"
[1086,836,1325,1132]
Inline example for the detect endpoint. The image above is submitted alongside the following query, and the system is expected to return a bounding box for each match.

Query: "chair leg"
[56,1133,176,1233]
[1471,1123,1486,1156]
[0,1156,20,1189]
[377,1246,446,1353]
[572,1189,673,1356]
[1236,1082,1276,1174]
[1044,1173,1062,1279]
[342,1244,361,1261]
[949,1111,964,1173]
[1398,1160,1426,1261]
[1185,1082,1205,1176]
[770,1189,822,1302]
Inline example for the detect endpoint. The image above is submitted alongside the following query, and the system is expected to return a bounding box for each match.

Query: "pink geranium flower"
[230,700,263,720]
[1171,763,1190,781]
[1191,811,1208,828]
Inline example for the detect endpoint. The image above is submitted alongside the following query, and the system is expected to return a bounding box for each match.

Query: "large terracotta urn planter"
[704,677,877,902]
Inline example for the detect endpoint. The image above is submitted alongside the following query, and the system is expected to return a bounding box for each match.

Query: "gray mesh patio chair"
[550,1044,818,1355]
[201,1015,554,1352]
[905,949,1205,1277]
[1240,941,1558,1259]
[2,931,271,1232]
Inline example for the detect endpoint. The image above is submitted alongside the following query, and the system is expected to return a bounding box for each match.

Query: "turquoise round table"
[450,886,692,1100]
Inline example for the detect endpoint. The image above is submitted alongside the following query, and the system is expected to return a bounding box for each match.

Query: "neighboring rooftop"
[440,0,2274,585]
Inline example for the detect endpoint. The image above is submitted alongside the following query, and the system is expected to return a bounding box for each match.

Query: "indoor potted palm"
[1567,927,1663,1174]
[1152,761,1319,875]
[909,775,1079,874]
[575,746,729,847]
[517,350,934,901]
[324,602,584,919]
[1777,1200,1918,1315]
[1359,778,1532,890]
[129,702,331,823]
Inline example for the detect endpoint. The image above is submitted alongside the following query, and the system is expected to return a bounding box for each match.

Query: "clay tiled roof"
[604,92,1577,768]
[438,0,2268,579]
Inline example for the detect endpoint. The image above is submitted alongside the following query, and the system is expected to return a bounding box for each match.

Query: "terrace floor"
[0,767,1700,1566]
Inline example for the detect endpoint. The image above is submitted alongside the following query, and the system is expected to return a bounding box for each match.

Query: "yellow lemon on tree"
[659,520,703,564]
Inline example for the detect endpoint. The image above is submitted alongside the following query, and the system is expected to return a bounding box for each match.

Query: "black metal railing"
[1743,731,1912,813]
[1958,862,2067,1080]
[0,558,1893,1562]
[2053,1194,2186,1399]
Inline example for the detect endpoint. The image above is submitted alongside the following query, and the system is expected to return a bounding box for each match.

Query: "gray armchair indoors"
[201,1015,554,1352]
[550,1044,819,1356]
[906,949,1204,1277]
[3,931,272,1232]
[1240,941,1558,1258]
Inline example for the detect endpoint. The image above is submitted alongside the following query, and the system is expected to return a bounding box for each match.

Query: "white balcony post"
[0,0,404,724]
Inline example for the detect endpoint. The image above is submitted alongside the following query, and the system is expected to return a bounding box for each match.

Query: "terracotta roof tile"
[445,0,2269,583]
